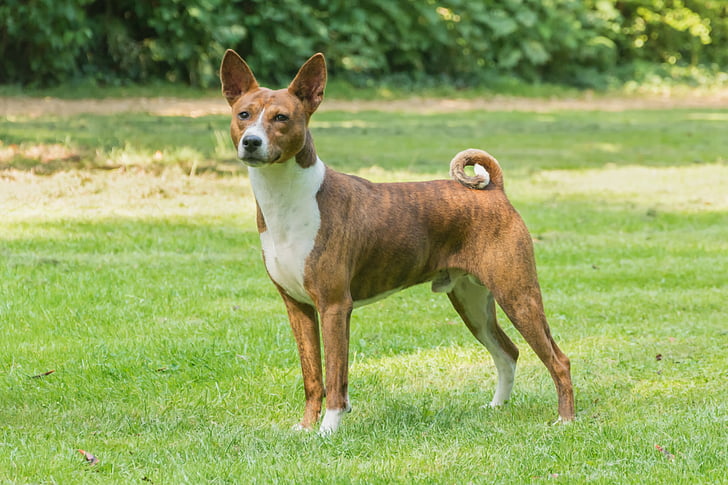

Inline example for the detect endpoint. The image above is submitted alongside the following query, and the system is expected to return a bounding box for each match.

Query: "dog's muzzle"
[238,134,269,165]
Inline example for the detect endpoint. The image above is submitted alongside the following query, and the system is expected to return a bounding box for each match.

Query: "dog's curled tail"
[449,149,504,190]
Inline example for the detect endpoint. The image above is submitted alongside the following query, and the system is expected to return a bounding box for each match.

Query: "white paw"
[489,396,510,408]
[318,408,346,436]
[552,415,574,425]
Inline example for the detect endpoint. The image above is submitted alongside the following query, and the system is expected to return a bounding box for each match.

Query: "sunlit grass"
[520,164,728,213]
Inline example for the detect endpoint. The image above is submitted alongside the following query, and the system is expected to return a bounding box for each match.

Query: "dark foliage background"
[1,0,725,88]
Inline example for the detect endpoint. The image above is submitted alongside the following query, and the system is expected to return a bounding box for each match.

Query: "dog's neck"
[248,134,325,304]
[247,126,325,240]
[295,129,318,169]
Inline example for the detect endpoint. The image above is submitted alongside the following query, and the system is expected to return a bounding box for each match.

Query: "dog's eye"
[237,111,250,120]
[273,113,289,122]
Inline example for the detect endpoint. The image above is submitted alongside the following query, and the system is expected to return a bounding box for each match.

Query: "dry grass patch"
[0,169,256,223]
[0,141,81,164]
[520,163,728,213]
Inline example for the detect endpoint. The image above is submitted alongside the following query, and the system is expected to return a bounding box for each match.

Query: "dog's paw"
[552,415,574,426]
[488,397,510,408]
[318,408,347,436]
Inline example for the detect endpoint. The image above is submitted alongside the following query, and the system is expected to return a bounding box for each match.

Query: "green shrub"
[0,0,725,89]
[0,0,93,84]
[605,0,726,68]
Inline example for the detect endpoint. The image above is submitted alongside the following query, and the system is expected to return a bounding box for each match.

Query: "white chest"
[249,159,325,304]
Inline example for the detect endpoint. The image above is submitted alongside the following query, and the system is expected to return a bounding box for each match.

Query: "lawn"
[1,101,727,484]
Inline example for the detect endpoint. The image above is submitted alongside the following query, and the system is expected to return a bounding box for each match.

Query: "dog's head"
[220,50,326,167]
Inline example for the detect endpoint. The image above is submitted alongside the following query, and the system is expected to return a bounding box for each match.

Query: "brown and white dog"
[220,50,574,434]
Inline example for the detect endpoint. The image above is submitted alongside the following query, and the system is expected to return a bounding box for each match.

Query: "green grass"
[1,104,727,484]
[2,109,726,175]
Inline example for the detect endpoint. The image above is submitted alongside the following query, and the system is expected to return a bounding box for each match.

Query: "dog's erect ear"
[288,53,327,115]
[220,49,259,106]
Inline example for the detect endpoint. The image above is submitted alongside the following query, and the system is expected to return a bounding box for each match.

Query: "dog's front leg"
[280,292,324,430]
[318,299,353,435]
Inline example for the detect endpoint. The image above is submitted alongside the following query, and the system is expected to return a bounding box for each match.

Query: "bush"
[0,0,93,85]
[0,0,725,89]
[606,0,727,67]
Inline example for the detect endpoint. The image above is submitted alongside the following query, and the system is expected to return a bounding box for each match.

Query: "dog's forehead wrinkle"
[235,88,271,107]
[236,89,303,115]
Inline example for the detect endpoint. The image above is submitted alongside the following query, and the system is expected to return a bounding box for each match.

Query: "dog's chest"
[249,159,325,304]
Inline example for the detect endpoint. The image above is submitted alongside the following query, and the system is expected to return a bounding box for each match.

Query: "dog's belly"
[349,260,442,308]
[352,287,402,308]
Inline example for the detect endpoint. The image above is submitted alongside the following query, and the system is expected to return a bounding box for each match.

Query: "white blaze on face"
[238,109,270,160]
[248,157,326,304]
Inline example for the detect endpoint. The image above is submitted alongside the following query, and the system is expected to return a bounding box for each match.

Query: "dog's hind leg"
[484,267,575,422]
[447,275,519,407]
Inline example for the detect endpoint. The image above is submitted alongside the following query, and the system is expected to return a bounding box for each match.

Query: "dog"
[220,50,574,434]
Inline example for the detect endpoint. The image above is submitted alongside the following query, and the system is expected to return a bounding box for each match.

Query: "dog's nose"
[242,135,263,152]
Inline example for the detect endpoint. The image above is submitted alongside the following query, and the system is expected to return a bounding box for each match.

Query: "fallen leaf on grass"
[655,444,675,461]
[30,369,55,379]
[78,449,100,466]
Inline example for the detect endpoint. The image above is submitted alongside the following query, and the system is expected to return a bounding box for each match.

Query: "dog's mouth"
[240,156,268,167]
[240,150,282,167]
[240,155,282,167]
